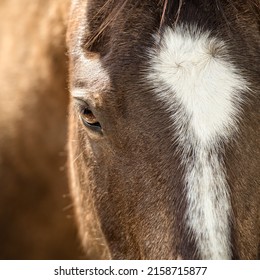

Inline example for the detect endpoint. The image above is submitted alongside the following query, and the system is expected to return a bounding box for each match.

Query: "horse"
[67,0,260,260]
[0,0,82,259]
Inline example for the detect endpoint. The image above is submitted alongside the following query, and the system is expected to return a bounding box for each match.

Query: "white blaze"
[148,25,248,259]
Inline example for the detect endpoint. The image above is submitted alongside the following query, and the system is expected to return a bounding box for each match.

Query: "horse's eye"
[80,107,102,132]
[74,98,102,132]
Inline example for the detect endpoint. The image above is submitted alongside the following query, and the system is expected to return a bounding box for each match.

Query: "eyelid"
[72,87,98,109]
[73,97,88,108]
[73,96,97,114]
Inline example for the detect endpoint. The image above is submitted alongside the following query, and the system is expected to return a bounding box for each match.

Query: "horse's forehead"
[68,0,157,47]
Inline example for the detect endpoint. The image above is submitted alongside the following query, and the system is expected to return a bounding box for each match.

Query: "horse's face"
[67,0,260,259]
[67,0,187,259]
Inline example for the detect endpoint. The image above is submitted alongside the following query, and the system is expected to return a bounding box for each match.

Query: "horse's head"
[67,0,260,259]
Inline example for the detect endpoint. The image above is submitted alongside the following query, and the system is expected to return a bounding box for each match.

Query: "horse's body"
[67,0,260,259]
[0,0,82,259]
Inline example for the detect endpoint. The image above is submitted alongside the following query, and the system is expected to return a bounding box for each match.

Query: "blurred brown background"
[0,0,83,259]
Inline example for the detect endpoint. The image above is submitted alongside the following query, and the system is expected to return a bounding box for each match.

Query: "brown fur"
[5,0,256,261]
[0,0,82,259]
[67,0,260,259]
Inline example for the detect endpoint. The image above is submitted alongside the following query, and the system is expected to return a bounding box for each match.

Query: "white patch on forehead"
[148,25,248,259]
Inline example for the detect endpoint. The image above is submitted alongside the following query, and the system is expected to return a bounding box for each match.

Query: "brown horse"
[0,0,83,259]
[67,0,260,259]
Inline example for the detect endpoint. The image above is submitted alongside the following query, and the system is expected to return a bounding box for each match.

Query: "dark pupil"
[83,108,92,117]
